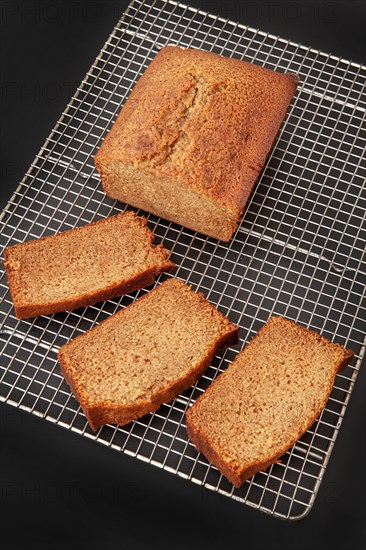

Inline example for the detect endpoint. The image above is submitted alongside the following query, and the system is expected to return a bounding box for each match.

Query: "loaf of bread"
[58,279,239,431]
[95,46,298,241]
[186,316,353,487]
[4,211,175,318]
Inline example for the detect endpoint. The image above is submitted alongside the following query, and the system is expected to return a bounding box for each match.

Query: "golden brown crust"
[186,316,354,487]
[4,212,175,319]
[95,46,299,212]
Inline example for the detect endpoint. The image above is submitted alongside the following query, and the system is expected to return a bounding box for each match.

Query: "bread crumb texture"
[58,279,239,431]
[4,211,175,318]
[186,316,353,487]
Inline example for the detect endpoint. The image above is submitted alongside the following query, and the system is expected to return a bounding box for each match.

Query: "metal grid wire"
[0,0,365,520]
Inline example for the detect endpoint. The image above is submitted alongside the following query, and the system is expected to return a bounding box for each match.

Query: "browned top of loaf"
[58,279,238,409]
[4,211,174,309]
[186,316,353,478]
[95,46,298,212]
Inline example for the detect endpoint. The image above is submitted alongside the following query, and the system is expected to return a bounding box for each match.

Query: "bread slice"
[94,46,298,241]
[58,279,239,431]
[4,211,175,319]
[186,316,354,487]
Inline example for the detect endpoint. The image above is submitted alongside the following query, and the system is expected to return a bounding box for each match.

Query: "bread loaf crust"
[95,46,299,241]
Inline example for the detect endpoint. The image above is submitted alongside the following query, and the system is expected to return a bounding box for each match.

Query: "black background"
[0,1,365,549]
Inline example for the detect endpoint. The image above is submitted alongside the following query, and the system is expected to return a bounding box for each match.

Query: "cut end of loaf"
[58,278,239,431]
[186,316,354,487]
[95,159,241,241]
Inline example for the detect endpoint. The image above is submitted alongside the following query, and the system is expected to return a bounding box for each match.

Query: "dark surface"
[0,1,365,549]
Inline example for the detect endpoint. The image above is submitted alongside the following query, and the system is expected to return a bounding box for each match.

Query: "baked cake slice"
[58,279,239,431]
[4,211,174,318]
[186,316,353,487]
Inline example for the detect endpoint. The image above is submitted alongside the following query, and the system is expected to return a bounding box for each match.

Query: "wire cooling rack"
[0,0,365,520]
